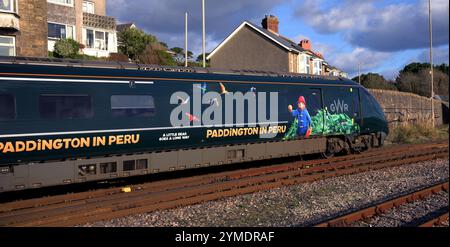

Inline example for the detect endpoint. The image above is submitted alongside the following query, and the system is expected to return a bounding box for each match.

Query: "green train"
[0,56,388,192]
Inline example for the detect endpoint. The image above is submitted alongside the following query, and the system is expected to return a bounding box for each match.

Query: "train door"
[304,88,323,135]
[352,87,362,131]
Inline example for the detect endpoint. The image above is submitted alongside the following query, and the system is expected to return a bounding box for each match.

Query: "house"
[207,15,346,77]
[47,0,118,57]
[0,0,47,57]
[0,0,118,58]
[117,23,136,32]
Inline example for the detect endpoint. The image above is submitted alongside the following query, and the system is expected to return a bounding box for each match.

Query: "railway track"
[419,212,449,227]
[315,181,449,227]
[0,142,448,227]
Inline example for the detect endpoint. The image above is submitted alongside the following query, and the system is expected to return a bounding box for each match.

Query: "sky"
[107,0,449,79]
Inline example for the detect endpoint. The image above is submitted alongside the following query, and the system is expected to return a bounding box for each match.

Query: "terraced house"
[0,0,117,57]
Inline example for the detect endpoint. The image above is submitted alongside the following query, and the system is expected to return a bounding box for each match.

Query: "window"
[47,0,73,6]
[0,0,16,12]
[136,159,148,170]
[100,162,117,174]
[85,29,109,50]
[111,95,155,117]
[86,29,94,48]
[123,160,135,171]
[39,95,93,119]
[313,60,322,75]
[48,23,74,39]
[305,56,310,74]
[82,1,95,14]
[0,36,15,56]
[0,94,15,120]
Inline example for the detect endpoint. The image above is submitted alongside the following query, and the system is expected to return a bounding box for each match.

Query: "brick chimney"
[262,15,279,34]
[299,39,311,50]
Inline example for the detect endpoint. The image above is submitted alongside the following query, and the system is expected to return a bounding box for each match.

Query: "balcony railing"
[0,12,19,30]
[83,12,116,30]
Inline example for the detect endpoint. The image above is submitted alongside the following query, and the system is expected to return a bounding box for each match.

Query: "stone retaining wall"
[368,89,448,127]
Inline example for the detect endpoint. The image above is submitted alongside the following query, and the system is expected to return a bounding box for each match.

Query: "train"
[0,56,388,192]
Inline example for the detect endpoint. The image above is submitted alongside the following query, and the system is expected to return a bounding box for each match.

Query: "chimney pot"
[299,39,312,50]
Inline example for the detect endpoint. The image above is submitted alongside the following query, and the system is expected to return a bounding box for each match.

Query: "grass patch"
[387,124,449,144]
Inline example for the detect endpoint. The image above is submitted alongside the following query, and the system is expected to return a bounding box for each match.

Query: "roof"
[207,21,323,60]
[117,23,136,32]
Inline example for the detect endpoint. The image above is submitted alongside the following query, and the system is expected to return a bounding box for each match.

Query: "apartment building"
[47,0,117,57]
[0,0,48,57]
[0,0,117,58]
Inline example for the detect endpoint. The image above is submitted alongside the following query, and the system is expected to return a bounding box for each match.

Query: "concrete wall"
[368,89,448,127]
[210,25,289,73]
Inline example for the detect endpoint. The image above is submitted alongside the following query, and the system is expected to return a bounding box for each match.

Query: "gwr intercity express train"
[0,56,388,192]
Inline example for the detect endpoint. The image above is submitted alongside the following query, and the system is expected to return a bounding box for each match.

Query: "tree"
[137,42,177,66]
[53,39,81,58]
[351,73,397,90]
[396,67,449,97]
[196,53,210,62]
[118,28,156,61]
[170,47,193,63]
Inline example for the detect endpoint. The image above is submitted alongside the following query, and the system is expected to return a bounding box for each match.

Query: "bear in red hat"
[288,95,312,137]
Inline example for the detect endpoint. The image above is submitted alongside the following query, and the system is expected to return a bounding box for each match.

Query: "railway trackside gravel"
[352,191,449,227]
[82,158,449,227]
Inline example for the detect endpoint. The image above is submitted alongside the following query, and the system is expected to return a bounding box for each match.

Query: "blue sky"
[108,0,449,79]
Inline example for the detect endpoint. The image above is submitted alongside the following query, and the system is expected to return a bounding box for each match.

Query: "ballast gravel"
[82,158,449,227]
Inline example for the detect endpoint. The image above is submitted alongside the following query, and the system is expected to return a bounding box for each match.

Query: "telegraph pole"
[358,63,361,84]
[185,12,188,67]
[202,0,206,68]
[429,0,435,127]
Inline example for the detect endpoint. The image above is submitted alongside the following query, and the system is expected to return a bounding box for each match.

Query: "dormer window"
[82,1,95,14]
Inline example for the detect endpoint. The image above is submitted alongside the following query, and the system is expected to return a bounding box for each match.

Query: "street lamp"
[428,0,435,127]
[185,12,188,67]
[202,0,206,68]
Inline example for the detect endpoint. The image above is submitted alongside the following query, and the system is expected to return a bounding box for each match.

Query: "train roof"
[0,56,358,86]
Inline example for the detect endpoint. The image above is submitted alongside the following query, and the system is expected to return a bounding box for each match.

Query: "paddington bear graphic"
[288,96,312,137]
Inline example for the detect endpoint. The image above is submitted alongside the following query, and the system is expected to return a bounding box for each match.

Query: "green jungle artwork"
[283,109,360,140]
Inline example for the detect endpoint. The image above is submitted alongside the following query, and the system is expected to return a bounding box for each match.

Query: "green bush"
[53,39,81,58]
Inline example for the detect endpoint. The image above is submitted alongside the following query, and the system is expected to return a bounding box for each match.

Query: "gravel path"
[82,158,449,227]
[352,191,448,227]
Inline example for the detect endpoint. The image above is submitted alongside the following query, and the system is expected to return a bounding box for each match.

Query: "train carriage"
[0,56,388,192]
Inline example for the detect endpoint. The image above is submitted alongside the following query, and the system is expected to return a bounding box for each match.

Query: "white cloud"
[295,0,449,52]
[108,0,289,56]
[326,47,391,75]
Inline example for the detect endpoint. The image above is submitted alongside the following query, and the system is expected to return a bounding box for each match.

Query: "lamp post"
[202,0,206,68]
[428,0,435,127]
[185,12,188,67]
[358,63,361,84]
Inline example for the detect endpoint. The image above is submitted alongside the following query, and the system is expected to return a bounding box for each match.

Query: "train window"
[111,95,155,117]
[39,95,93,119]
[100,162,117,174]
[136,159,148,170]
[123,160,135,171]
[0,94,15,120]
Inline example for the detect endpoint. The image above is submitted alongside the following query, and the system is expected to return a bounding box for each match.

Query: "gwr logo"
[330,99,349,113]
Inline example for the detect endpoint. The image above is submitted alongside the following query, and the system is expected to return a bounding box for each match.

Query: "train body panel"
[0,58,388,192]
